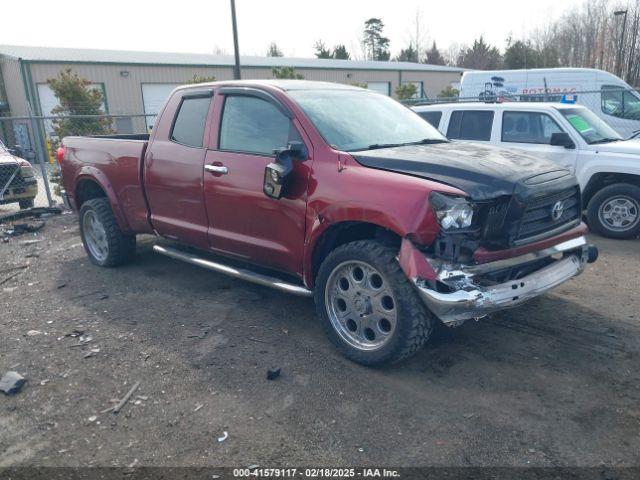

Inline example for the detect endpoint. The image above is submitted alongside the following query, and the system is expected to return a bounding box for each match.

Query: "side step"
[153,245,313,297]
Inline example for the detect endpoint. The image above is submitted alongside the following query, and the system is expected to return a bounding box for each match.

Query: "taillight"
[56,146,65,164]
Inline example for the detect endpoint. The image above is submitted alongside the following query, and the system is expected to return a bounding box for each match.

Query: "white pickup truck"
[413,102,640,239]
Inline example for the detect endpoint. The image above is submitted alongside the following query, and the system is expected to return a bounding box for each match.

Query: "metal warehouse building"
[0,44,461,117]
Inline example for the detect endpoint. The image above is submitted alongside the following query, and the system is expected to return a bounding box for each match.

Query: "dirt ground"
[1,212,639,468]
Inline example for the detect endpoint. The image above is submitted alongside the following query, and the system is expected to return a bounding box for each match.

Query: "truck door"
[144,89,214,249]
[203,89,311,277]
[499,110,578,172]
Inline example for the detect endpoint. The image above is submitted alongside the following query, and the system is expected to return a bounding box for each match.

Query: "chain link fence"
[0,113,154,216]
[403,87,640,137]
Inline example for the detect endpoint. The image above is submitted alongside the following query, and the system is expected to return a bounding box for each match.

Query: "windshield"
[289,89,447,151]
[558,107,623,144]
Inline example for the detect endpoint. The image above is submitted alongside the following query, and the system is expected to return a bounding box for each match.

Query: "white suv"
[413,102,640,239]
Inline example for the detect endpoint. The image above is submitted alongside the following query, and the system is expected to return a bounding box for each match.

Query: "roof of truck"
[178,79,364,91]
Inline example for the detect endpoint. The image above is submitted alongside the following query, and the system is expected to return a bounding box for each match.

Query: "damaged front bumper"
[412,236,597,325]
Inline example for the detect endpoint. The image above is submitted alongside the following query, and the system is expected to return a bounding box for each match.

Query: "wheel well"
[312,222,401,282]
[583,173,640,207]
[75,179,107,208]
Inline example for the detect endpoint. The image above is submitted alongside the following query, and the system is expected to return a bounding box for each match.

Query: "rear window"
[171,96,211,147]
[417,111,442,128]
[447,110,494,141]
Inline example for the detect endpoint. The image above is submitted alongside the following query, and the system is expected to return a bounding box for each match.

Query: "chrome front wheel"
[325,260,399,351]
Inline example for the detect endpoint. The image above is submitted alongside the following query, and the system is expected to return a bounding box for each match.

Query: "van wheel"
[587,183,640,239]
[314,240,433,366]
[79,198,136,267]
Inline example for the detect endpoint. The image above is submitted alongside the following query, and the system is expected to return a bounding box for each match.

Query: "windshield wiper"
[589,137,621,145]
[405,138,449,145]
[360,138,448,151]
[628,129,640,139]
[364,143,405,150]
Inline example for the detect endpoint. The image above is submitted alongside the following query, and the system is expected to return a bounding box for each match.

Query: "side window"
[417,111,442,128]
[502,111,564,144]
[447,110,494,141]
[171,96,211,147]
[601,85,640,119]
[219,95,298,155]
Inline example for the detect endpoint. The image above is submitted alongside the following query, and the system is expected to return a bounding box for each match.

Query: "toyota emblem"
[550,201,564,221]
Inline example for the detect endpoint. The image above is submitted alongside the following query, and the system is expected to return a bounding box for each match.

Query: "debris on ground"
[267,368,281,380]
[194,403,204,412]
[0,264,29,275]
[68,335,93,347]
[0,206,62,225]
[217,431,229,442]
[19,239,42,246]
[113,381,141,414]
[64,328,85,338]
[0,371,26,395]
[26,330,43,336]
[0,270,24,286]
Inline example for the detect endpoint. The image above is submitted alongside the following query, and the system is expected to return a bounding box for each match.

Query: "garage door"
[142,83,180,130]
[37,83,106,136]
[367,82,390,96]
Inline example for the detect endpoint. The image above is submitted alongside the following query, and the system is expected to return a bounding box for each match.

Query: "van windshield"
[289,89,447,151]
[558,107,623,144]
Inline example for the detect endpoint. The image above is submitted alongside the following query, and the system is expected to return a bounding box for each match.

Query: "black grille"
[517,187,580,241]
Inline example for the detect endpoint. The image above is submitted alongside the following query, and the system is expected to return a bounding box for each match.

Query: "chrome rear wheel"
[82,209,109,262]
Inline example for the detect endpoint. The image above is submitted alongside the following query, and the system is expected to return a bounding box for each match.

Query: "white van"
[412,102,640,239]
[459,68,640,138]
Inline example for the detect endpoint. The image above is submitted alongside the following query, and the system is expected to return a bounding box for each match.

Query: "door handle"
[205,164,228,175]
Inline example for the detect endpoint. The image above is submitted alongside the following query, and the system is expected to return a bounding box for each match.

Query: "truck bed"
[61,136,153,234]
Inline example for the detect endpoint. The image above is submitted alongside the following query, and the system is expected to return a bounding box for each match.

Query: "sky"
[3,0,587,59]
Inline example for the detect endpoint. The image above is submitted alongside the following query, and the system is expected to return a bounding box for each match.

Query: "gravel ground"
[0,213,639,468]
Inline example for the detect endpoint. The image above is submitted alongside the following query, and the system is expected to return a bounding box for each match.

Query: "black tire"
[314,240,433,366]
[19,198,34,210]
[586,183,640,239]
[79,198,136,267]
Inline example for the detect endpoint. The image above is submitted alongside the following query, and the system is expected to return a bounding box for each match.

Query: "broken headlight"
[430,192,475,230]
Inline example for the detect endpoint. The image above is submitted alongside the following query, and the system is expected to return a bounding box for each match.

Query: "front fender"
[577,152,640,190]
[302,201,440,288]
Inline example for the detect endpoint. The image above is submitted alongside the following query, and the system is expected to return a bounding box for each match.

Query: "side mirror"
[263,141,307,200]
[550,132,575,149]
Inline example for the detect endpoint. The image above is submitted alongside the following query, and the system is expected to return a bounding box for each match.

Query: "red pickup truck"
[58,80,597,366]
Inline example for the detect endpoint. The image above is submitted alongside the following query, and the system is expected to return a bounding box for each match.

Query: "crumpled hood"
[589,139,640,155]
[352,142,572,200]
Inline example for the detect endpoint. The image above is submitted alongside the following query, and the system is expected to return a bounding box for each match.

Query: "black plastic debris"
[0,206,62,225]
[0,371,26,395]
[266,368,281,380]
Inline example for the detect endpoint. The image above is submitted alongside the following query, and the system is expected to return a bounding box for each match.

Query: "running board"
[153,245,313,297]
